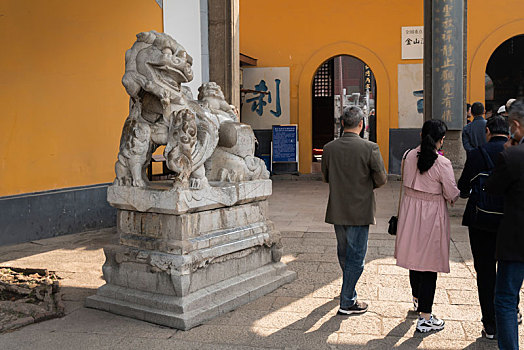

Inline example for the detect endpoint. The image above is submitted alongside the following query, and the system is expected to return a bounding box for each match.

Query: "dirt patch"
[0,267,64,332]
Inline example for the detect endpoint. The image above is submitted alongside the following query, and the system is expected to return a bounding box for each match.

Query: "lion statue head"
[122,31,194,101]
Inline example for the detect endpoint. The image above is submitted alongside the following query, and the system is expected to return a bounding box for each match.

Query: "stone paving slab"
[0,179,522,349]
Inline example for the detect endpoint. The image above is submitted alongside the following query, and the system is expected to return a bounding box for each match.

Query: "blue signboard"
[272,125,297,163]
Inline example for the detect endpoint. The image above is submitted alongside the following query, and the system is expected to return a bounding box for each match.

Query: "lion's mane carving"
[114,31,268,190]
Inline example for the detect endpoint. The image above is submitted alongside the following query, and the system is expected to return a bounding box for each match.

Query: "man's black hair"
[471,102,484,117]
[486,115,509,135]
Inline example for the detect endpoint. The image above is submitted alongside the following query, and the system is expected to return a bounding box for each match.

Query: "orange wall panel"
[0,0,162,196]
[240,0,424,173]
[240,0,524,173]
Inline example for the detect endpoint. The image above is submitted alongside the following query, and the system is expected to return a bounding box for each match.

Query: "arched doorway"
[297,42,390,174]
[485,35,524,113]
[311,55,377,172]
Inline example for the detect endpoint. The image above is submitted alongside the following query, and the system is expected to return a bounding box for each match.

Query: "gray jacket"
[462,116,487,153]
[321,133,387,225]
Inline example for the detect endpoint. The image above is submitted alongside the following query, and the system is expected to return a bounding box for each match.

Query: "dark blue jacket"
[457,136,507,228]
[462,116,487,153]
[486,141,524,262]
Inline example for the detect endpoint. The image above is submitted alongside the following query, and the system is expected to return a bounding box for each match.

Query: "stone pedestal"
[86,179,295,330]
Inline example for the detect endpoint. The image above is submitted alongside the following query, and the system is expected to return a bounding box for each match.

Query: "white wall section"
[163,0,203,96]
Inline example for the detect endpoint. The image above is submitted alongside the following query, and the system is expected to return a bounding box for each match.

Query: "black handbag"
[388,149,411,235]
[388,216,398,235]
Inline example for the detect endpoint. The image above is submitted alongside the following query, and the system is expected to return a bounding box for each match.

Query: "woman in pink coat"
[395,119,460,333]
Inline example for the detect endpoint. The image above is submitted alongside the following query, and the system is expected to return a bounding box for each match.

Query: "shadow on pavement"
[0,228,118,264]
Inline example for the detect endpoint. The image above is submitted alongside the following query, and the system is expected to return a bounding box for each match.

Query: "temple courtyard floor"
[1,179,523,349]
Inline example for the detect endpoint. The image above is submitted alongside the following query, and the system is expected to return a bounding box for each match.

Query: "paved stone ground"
[0,179,523,349]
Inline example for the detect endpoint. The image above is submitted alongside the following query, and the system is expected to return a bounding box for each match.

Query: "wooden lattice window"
[313,61,333,97]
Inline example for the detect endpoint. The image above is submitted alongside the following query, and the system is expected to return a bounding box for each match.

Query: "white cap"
[497,105,506,114]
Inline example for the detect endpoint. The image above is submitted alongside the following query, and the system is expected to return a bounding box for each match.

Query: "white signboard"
[398,64,424,128]
[241,67,290,129]
[402,26,424,60]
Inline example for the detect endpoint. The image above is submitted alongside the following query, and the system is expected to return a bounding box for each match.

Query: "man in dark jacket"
[486,100,524,350]
[462,102,487,152]
[458,116,509,339]
[321,106,387,316]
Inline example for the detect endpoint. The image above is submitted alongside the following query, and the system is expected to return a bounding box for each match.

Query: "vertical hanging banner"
[241,67,290,129]
[364,65,372,92]
[432,0,463,130]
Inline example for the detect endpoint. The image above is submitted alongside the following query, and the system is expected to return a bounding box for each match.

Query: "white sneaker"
[416,314,445,333]
[481,326,496,340]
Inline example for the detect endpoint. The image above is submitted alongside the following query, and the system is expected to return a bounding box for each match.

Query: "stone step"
[95,261,290,314]
[86,262,296,330]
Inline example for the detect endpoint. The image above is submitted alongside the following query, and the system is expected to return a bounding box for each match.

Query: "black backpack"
[469,147,504,231]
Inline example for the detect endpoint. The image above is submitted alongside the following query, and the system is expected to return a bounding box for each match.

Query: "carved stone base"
[86,181,295,330]
[85,250,294,330]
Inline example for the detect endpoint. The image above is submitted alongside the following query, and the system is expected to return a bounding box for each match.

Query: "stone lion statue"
[114,31,268,189]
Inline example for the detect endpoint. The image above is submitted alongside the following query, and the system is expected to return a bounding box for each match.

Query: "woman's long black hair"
[417,119,448,174]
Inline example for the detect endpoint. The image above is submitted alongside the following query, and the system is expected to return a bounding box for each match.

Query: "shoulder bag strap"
[397,149,412,216]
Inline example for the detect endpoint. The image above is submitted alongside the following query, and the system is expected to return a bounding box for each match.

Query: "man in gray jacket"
[321,106,387,315]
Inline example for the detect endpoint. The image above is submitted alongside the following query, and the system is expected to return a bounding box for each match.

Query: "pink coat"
[394,147,460,273]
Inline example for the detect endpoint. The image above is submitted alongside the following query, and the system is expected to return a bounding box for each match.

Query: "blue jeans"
[495,261,524,350]
[334,225,369,308]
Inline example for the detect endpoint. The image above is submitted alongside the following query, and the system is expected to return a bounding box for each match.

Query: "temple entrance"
[311,55,376,171]
[485,35,524,114]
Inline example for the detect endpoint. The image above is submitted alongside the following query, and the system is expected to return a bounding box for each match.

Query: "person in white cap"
[498,105,508,117]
